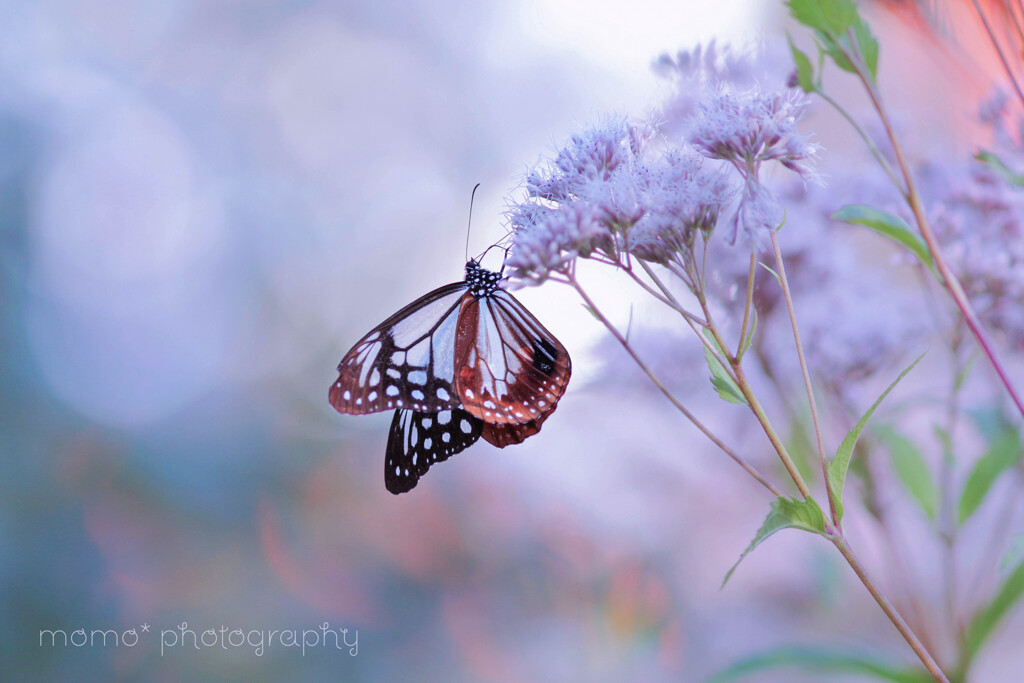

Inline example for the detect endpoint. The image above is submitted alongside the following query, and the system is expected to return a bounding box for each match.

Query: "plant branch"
[832,534,951,682]
[567,274,784,497]
[737,251,756,359]
[770,231,838,525]
[846,29,1024,421]
[814,89,904,192]
[696,291,814,500]
[971,0,1024,110]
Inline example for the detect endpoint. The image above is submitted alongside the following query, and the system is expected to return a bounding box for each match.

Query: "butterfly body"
[330,260,570,494]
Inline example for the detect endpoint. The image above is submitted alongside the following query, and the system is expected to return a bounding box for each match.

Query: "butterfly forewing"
[384,408,484,494]
[330,282,469,415]
[454,289,571,425]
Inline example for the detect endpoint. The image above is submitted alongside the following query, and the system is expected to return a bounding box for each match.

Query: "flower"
[507,119,735,282]
[688,88,818,179]
[919,162,1024,349]
[505,202,610,284]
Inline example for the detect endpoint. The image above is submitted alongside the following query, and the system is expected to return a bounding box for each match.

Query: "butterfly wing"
[384,408,483,494]
[385,404,558,494]
[480,401,558,448]
[330,283,469,415]
[453,289,571,424]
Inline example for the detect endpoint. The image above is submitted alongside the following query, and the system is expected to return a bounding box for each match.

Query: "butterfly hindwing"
[385,403,558,493]
[480,400,558,448]
[454,289,571,424]
[384,408,484,494]
[330,283,469,415]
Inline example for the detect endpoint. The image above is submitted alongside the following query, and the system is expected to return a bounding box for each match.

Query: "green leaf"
[876,426,937,520]
[832,204,934,270]
[828,353,926,521]
[758,262,781,286]
[703,329,747,405]
[976,150,1024,186]
[958,427,1023,524]
[711,646,933,683]
[788,0,877,78]
[787,0,858,37]
[787,35,817,93]
[819,33,857,74]
[722,497,826,587]
[967,405,1010,442]
[962,559,1024,667]
[853,17,880,79]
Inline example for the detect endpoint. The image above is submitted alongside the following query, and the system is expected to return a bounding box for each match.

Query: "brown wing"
[453,289,571,425]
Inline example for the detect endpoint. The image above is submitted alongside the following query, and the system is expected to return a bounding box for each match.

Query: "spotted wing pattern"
[329,283,468,415]
[384,408,483,494]
[384,403,560,494]
[454,289,572,425]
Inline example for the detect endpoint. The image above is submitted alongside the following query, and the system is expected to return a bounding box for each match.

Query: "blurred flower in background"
[3,0,1023,681]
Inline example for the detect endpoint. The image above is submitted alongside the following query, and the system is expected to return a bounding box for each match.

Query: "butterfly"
[329,259,571,494]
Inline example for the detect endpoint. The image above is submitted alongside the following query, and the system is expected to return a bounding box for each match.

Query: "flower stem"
[831,533,950,682]
[737,251,756,359]
[769,231,838,525]
[970,0,1024,110]
[846,31,1024,421]
[695,293,813,500]
[567,274,784,497]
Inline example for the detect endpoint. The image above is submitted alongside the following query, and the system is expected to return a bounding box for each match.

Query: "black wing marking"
[384,408,484,494]
[330,282,468,415]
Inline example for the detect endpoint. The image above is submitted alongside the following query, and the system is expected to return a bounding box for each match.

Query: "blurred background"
[1,0,1020,680]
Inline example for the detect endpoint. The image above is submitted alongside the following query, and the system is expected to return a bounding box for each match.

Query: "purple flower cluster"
[922,162,1024,349]
[506,118,734,284]
[507,46,819,283]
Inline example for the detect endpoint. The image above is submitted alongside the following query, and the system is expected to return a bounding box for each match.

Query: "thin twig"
[832,534,950,682]
[846,27,1024,421]
[567,274,784,497]
[940,325,966,646]
[815,89,905,193]
[972,0,1024,110]
[695,290,814,500]
[770,231,838,525]
[737,251,756,359]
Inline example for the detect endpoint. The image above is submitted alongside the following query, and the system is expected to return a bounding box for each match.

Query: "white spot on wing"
[386,385,400,397]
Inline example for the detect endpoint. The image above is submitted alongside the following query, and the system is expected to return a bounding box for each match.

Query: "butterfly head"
[465,260,502,298]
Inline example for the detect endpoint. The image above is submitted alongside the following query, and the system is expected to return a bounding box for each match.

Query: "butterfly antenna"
[499,244,512,276]
[465,183,482,263]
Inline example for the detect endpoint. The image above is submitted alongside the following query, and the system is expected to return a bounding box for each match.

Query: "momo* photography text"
[38,621,358,657]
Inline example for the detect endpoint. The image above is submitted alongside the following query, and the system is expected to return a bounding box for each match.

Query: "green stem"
[696,292,813,500]
[568,275,784,497]
[736,251,756,359]
[769,231,838,525]
[815,89,904,191]
[832,534,951,682]
[846,30,1024,422]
